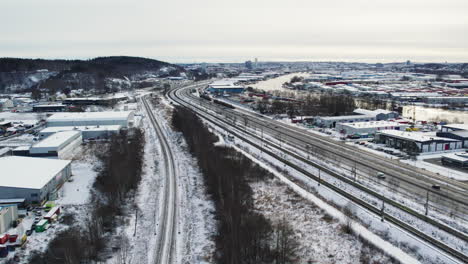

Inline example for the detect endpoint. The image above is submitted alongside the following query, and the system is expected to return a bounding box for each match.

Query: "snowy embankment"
[113,95,215,264]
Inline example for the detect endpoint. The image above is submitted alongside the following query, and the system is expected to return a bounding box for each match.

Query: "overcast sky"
[1,0,467,63]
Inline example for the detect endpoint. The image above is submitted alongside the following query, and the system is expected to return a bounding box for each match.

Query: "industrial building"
[62,96,127,106]
[441,152,468,169]
[375,130,462,154]
[32,104,66,112]
[39,125,121,140]
[353,108,399,121]
[336,121,409,135]
[30,131,82,158]
[207,80,245,94]
[316,115,376,128]
[423,97,468,105]
[46,111,134,128]
[440,124,468,132]
[0,205,18,234]
[0,156,72,203]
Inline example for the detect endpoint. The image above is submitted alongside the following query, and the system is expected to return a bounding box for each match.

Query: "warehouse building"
[316,115,376,128]
[375,130,462,154]
[436,130,468,148]
[30,131,82,158]
[39,125,121,140]
[207,80,245,94]
[0,205,18,234]
[440,124,468,132]
[46,111,134,128]
[32,104,66,112]
[0,156,72,203]
[441,153,468,169]
[423,97,468,105]
[336,121,409,135]
[353,108,399,121]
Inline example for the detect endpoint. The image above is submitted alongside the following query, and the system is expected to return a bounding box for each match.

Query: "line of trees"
[258,93,356,117]
[172,107,298,264]
[29,129,145,264]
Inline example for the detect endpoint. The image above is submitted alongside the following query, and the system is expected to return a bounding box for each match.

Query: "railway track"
[168,84,468,263]
[184,89,468,221]
[142,96,178,264]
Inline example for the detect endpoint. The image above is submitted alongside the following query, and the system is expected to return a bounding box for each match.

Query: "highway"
[142,96,178,264]
[167,83,468,263]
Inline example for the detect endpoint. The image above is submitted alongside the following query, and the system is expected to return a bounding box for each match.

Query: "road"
[141,95,178,264]
[168,83,468,263]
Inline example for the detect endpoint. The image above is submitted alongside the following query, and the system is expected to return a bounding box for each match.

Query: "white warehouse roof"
[341,121,407,129]
[378,130,459,143]
[442,124,468,131]
[47,111,133,123]
[32,131,81,149]
[0,156,71,189]
[40,125,121,134]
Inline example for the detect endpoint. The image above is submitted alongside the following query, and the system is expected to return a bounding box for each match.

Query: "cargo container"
[0,234,9,244]
[44,206,60,220]
[35,219,48,233]
[0,246,7,258]
[8,235,18,243]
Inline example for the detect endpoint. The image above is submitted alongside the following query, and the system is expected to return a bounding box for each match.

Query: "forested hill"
[0,56,185,93]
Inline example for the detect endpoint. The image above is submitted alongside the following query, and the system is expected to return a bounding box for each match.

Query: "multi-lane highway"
[167,83,468,263]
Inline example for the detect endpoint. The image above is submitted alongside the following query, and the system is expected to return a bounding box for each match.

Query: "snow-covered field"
[252,179,397,263]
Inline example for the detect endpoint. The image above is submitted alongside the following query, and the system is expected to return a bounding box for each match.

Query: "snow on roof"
[14,145,31,151]
[33,104,65,107]
[341,121,407,129]
[442,152,468,162]
[32,131,80,148]
[377,130,459,143]
[442,124,468,131]
[0,156,71,189]
[0,147,11,156]
[319,115,375,121]
[40,125,121,134]
[47,111,133,122]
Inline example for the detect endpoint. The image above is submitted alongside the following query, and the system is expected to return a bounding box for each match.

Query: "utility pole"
[318,169,321,186]
[425,191,429,216]
[352,162,357,182]
[381,200,385,222]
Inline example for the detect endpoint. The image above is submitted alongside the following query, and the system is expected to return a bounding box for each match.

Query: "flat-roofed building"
[440,124,468,132]
[39,125,121,140]
[375,130,462,154]
[336,121,409,135]
[0,205,18,234]
[46,111,133,128]
[30,131,82,158]
[316,115,376,128]
[441,152,468,168]
[0,156,72,203]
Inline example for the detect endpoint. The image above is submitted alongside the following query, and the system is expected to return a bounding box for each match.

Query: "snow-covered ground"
[109,95,216,264]
[184,101,466,264]
[252,179,397,263]
[1,146,98,263]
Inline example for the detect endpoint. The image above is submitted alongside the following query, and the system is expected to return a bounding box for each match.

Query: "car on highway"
[432,184,441,190]
[376,172,386,179]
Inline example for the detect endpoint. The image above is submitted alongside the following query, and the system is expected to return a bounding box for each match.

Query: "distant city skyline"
[1,0,468,63]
